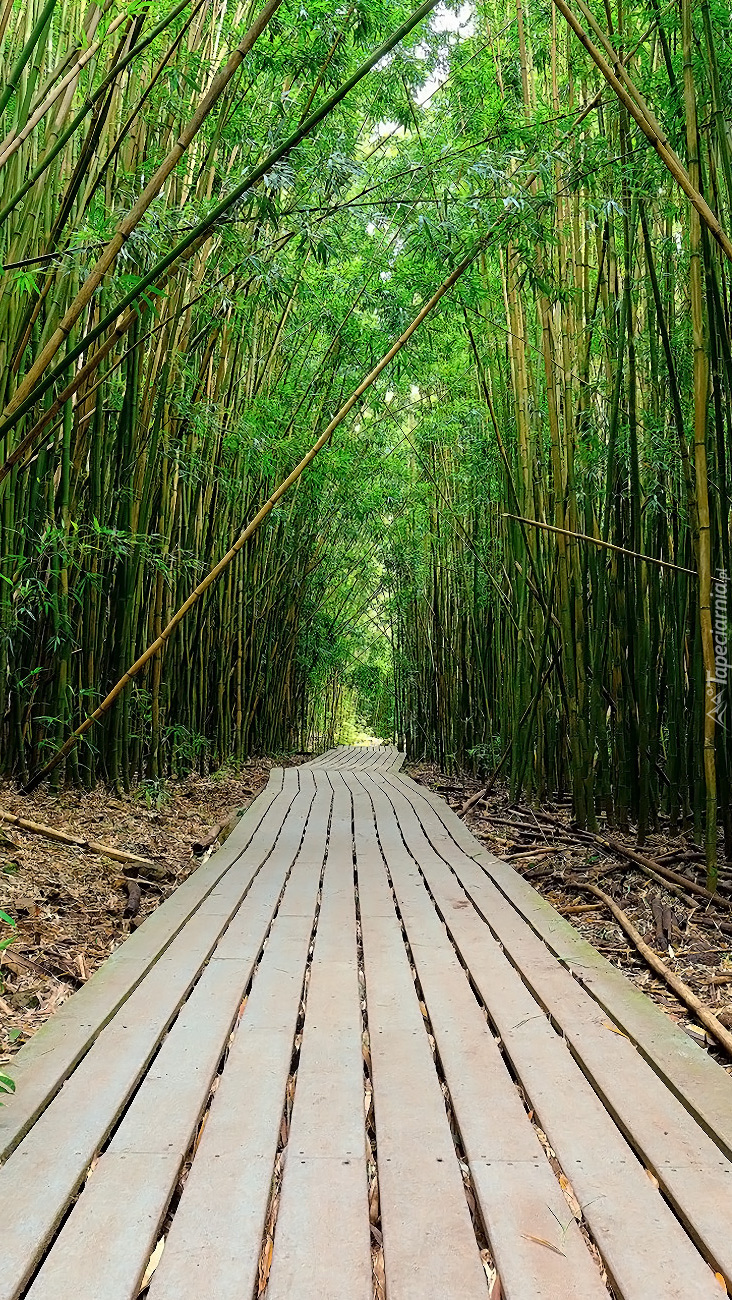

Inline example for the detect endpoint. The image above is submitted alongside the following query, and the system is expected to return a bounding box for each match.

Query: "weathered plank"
[8,746,732,1300]
[385,775,732,1283]
[0,767,292,1162]
[266,773,372,1300]
[353,779,490,1300]
[387,769,732,1159]
[359,772,607,1299]
[368,772,723,1300]
[146,774,333,1300]
[0,772,315,1300]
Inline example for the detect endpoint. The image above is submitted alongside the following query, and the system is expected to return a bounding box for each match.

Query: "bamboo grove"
[386,0,732,887]
[1,0,731,877]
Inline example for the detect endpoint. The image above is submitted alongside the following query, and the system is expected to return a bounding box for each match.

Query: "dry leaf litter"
[0,757,307,1065]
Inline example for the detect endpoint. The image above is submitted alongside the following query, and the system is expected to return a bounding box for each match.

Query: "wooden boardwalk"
[2,745,732,1300]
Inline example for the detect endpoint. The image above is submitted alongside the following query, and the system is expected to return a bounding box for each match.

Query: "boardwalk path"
[2,746,732,1299]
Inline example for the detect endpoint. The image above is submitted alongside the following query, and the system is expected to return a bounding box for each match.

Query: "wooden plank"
[0,773,315,1300]
[147,774,333,1300]
[360,774,607,1300]
[0,767,292,1162]
[22,776,332,1300]
[383,777,732,1284]
[353,780,490,1300]
[26,965,250,1300]
[387,770,732,1159]
[368,774,722,1300]
[266,773,372,1300]
[304,747,339,766]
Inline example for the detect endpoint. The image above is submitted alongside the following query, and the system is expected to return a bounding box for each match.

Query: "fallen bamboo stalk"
[505,846,558,859]
[591,837,720,901]
[0,810,155,867]
[191,823,223,855]
[192,806,245,855]
[592,856,699,908]
[571,879,732,1060]
[689,912,732,939]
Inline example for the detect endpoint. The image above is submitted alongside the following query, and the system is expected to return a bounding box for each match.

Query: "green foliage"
[0,0,729,862]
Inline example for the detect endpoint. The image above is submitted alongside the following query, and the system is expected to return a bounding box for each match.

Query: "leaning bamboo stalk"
[0,0,444,451]
[81,0,208,211]
[504,515,697,576]
[551,0,732,262]
[0,241,213,481]
[0,0,60,121]
[24,232,489,789]
[573,879,732,1060]
[0,810,154,867]
[0,12,129,172]
[1,230,296,483]
[0,0,195,228]
[1,0,283,422]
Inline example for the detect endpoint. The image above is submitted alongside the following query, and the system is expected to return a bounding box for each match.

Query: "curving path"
[1,746,731,1299]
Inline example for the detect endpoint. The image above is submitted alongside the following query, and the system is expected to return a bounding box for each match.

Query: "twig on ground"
[533,809,726,906]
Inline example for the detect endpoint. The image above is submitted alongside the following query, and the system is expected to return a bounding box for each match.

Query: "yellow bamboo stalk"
[682,0,718,889]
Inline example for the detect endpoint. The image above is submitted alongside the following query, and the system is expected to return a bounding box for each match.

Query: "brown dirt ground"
[407,763,732,1078]
[0,757,308,1068]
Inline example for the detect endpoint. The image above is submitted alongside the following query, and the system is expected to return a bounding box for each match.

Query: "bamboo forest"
[1,0,732,888]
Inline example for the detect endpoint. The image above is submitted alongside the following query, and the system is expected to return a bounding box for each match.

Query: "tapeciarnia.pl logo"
[707,569,729,728]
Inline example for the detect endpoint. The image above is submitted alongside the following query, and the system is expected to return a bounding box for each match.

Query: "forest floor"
[0,756,309,1068]
[409,763,732,1077]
